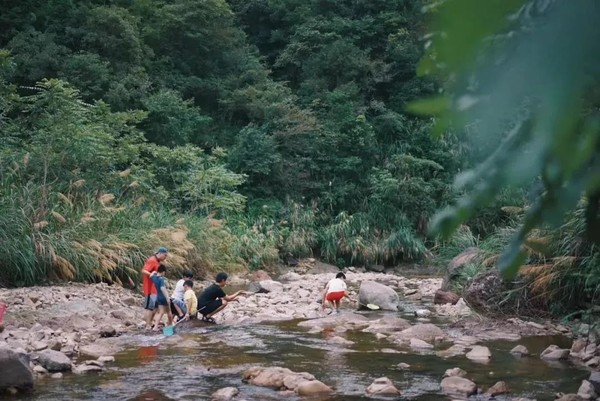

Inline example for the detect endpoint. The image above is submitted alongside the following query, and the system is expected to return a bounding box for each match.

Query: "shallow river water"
[16,295,588,401]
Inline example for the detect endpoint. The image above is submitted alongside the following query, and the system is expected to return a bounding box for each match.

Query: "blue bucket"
[163,325,174,336]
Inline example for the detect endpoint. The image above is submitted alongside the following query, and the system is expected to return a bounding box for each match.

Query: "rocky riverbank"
[0,260,598,399]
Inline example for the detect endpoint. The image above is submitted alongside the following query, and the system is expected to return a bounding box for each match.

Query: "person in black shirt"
[196,272,249,323]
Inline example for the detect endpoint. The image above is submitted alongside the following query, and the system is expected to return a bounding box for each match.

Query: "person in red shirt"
[141,247,168,329]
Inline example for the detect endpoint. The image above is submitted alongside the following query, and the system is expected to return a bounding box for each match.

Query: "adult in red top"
[142,247,168,329]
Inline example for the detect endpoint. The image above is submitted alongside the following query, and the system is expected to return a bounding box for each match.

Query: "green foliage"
[415,0,600,278]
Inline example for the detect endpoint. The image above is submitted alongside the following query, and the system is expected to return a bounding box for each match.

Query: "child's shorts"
[326,291,345,302]
[170,298,187,316]
[144,294,157,310]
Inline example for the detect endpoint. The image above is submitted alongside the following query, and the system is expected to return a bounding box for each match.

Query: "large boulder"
[0,347,33,391]
[247,280,284,294]
[307,262,340,275]
[37,350,72,372]
[442,247,481,290]
[440,376,477,398]
[358,281,399,311]
[540,345,570,361]
[295,380,334,395]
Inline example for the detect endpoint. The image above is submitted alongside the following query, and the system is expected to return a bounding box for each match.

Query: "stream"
[15,295,587,401]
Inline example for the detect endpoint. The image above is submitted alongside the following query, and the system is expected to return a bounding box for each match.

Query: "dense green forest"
[0,0,598,318]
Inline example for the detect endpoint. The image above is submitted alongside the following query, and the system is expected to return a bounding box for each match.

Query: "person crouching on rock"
[141,247,168,330]
[170,270,193,323]
[322,272,350,315]
[150,264,173,331]
[196,272,249,323]
[183,280,197,320]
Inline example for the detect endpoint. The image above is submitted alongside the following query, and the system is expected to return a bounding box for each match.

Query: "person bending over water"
[197,272,249,323]
[322,272,351,314]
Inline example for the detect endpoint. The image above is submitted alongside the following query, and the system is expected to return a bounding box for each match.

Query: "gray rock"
[0,347,33,391]
[248,280,283,294]
[487,381,509,396]
[444,368,467,378]
[577,380,597,400]
[99,326,117,338]
[358,281,399,311]
[409,338,434,350]
[440,376,477,398]
[366,377,400,394]
[212,387,239,400]
[394,324,444,342]
[466,345,492,361]
[307,261,340,275]
[588,371,600,393]
[295,380,333,395]
[540,345,570,361]
[38,350,72,372]
[367,264,385,273]
[510,345,530,356]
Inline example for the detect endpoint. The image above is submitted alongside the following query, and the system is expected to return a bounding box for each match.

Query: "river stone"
[358,281,399,311]
[556,394,584,401]
[466,345,492,361]
[283,373,316,391]
[0,347,33,391]
[250,270,272,282]
[434,289,461,305]
[414,309,432,317]
[588,371,600,393]
[540,345,570,361]
[295,380,333,395]
[247,280,284,294]
[440,376,477,398]
[395,323,444,342]
[278,272,302,282]
[510,345,530,356]
[38,350,71,372]
[487,381,509,396]
[444,368,467,378]
[577,380,597,400]
[307,261,340,275]
[410,338,433,350]
[212,387,239,400]
[367,264,385,273]
[73,364,103,374]
[362,316,411,335]
[244,367,304,389]
[366,377,400,394]
[442,248,481,290]
[437,345,467,358]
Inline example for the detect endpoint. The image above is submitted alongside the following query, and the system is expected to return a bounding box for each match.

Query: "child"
[171,270,193,322]
[322,272,350,314]
[183,280,197,320]
[150,264,173,330]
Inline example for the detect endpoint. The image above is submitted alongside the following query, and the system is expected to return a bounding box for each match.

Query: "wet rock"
[366,377,400,395]
[410,338,434,350]
[437,345,467,358]
[510,345,530,357]
[38,350,71,372]
[73,364,103,374]
[394,323,444,343]
[570,339,596,361]
[362,316,411,335]
[397,363,410,370]
[540,345,570,361]
[577,380,597,400]
[444,368,467,378]
[434,290,461,305]
[0,347,33,391]
[440,376,477,398]
[243,366,313,390]
[98,356,115,363]
[487,381,509,396]
[466,345,492,361]
[358,281,399,311]
[212,387,239,400]
[79,343,121,358]
[329,336,353,345]
[50,373,63,379]
[414,309,431,317]
[298,313,369,332]
[296,380,333,395]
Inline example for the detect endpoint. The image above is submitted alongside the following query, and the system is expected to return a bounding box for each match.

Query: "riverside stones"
[242,366,332,395]
[0,347,33,391]
[444,368,467,378]
[510,345,530,357]
[466,345,492,362]
[540,345,570,361]
[212,387,239,400]
[37,350,71,372]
